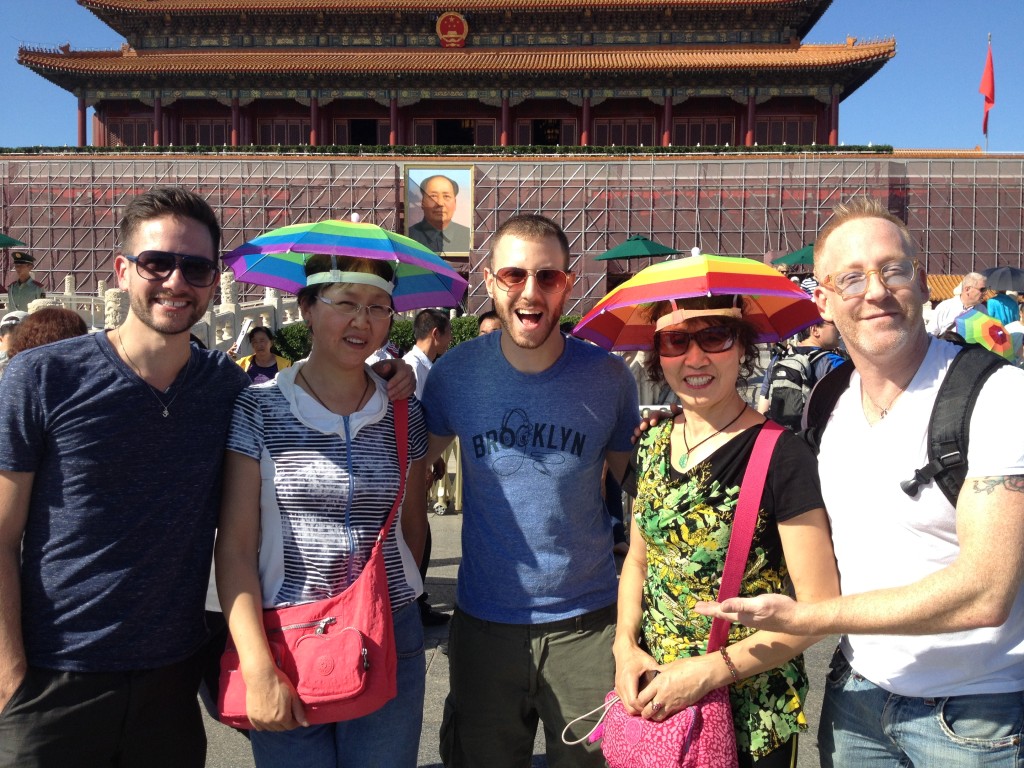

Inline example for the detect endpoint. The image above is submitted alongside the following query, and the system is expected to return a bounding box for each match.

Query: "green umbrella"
[0,233,26,248]
[595,235,683,261]
[771,243,815,267]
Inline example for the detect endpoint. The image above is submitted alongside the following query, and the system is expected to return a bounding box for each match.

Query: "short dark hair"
[413,308,450,340]
[641,295,761,385]
[491,214,570,270]
[248,326,274,343]
[478,309,498,324]
[798,321,824,342]
[419,175,459,197]
[296,255,396,310]
[119,186,221,256]
[7,308,88,357]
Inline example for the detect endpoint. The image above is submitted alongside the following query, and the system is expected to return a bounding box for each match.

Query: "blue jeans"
[251,600,425,768]
[819,646,1024,768]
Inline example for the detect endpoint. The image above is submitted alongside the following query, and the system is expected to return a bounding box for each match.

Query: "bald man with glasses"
[700,198,1024,768]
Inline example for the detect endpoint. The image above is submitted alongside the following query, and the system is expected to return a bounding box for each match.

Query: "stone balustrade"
[6,270,303,352]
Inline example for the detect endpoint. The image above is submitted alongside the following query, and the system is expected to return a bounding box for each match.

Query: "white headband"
[655,306,742,332]
[306,269,395,295]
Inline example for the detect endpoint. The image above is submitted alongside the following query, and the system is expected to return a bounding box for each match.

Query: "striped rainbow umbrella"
[574,253,821,349]
[223,220,468,311]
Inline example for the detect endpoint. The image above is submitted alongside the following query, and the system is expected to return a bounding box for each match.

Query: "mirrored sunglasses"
[493,267,570,294]
[654,326,737,358]
[126,250,219,288]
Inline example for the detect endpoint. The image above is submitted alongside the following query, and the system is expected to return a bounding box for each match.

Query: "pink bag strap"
[375,398,409,547]
[707,420,784,653]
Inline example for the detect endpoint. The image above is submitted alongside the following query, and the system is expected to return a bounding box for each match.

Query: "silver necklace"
[115,329,190,418]
[863,383,907,420]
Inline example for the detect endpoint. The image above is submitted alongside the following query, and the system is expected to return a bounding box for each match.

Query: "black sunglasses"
[125,250,219,288]
[653,326,737,358]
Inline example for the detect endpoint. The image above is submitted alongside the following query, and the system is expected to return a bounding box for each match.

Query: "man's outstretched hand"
[695,594,809,635]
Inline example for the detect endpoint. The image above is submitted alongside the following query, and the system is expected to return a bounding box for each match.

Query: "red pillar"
[746,95,756,146]
[389,97,399,146]
[500,96,510,146]
[77,96,87,147]
[153,97,162,146]
[661,98,672,147]
[581,97,591,146]
[309,97,319,146]
[829,93,839,146]
[231,98,240,147]
[169,107,179,145]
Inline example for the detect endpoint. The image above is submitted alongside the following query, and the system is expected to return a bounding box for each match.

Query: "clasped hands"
[613,645,718,723]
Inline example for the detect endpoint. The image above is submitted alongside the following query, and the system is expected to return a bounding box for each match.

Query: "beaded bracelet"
[719,646,739,683]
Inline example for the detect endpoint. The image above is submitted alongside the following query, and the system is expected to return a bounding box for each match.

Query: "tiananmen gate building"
[18,0,894,150]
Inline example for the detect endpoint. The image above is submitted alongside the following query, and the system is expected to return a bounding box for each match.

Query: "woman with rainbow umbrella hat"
[577,253,839,766]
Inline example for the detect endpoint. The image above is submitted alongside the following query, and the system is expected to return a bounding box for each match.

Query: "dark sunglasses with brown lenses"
[653,326,737,358]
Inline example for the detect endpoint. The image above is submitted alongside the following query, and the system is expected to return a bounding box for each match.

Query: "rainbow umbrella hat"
[955,308,1014,361]
[574,253,821,350]
[223,220,468,311]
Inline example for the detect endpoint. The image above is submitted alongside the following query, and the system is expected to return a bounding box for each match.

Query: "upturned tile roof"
[927,274,964,302]
[80,0,821,12]
[18,41,896,77]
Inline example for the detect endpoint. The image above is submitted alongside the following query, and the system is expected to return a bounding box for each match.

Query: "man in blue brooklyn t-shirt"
[0,187,251,768]
[423,214,639,768]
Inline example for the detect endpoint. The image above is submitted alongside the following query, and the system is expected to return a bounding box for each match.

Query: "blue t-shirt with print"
[0,332,250,672]
[422,332,639,624]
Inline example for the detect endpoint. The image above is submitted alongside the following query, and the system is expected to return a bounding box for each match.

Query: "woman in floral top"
[613,295,839,768]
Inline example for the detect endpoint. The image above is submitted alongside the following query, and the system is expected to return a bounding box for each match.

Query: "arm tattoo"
[972,476,1024,495]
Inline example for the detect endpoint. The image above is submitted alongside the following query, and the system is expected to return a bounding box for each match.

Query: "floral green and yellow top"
[625,420,824,760]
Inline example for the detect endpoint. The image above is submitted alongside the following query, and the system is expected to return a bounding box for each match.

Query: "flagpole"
[987,33,991,153]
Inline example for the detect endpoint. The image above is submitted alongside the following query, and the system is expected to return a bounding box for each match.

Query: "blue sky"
[0,0,1020,151]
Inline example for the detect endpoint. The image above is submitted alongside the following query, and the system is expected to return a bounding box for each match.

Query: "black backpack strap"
[900,346,1009,505]
[800,358,855,453]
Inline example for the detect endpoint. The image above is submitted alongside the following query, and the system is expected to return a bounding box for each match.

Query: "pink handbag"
[578,686,736,768]
[564,422,783,768]
[218,399,409,728]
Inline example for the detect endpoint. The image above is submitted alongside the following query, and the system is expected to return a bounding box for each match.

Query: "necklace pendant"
[677,452,689,469]
[161,407,169,418]
[879,408,888,419]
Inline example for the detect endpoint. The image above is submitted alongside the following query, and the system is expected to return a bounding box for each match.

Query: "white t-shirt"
[818,337,1024,696]
[402,344,432,402]
[928,296,967,335]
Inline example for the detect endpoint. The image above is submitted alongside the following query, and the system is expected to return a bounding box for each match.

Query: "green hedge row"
[272,314,583,363]
[0,143,893,157]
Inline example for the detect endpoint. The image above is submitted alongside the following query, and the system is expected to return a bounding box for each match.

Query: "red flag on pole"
[979,40,995,135]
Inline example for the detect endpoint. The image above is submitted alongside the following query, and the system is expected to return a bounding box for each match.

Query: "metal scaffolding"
[3,153,1022,316]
